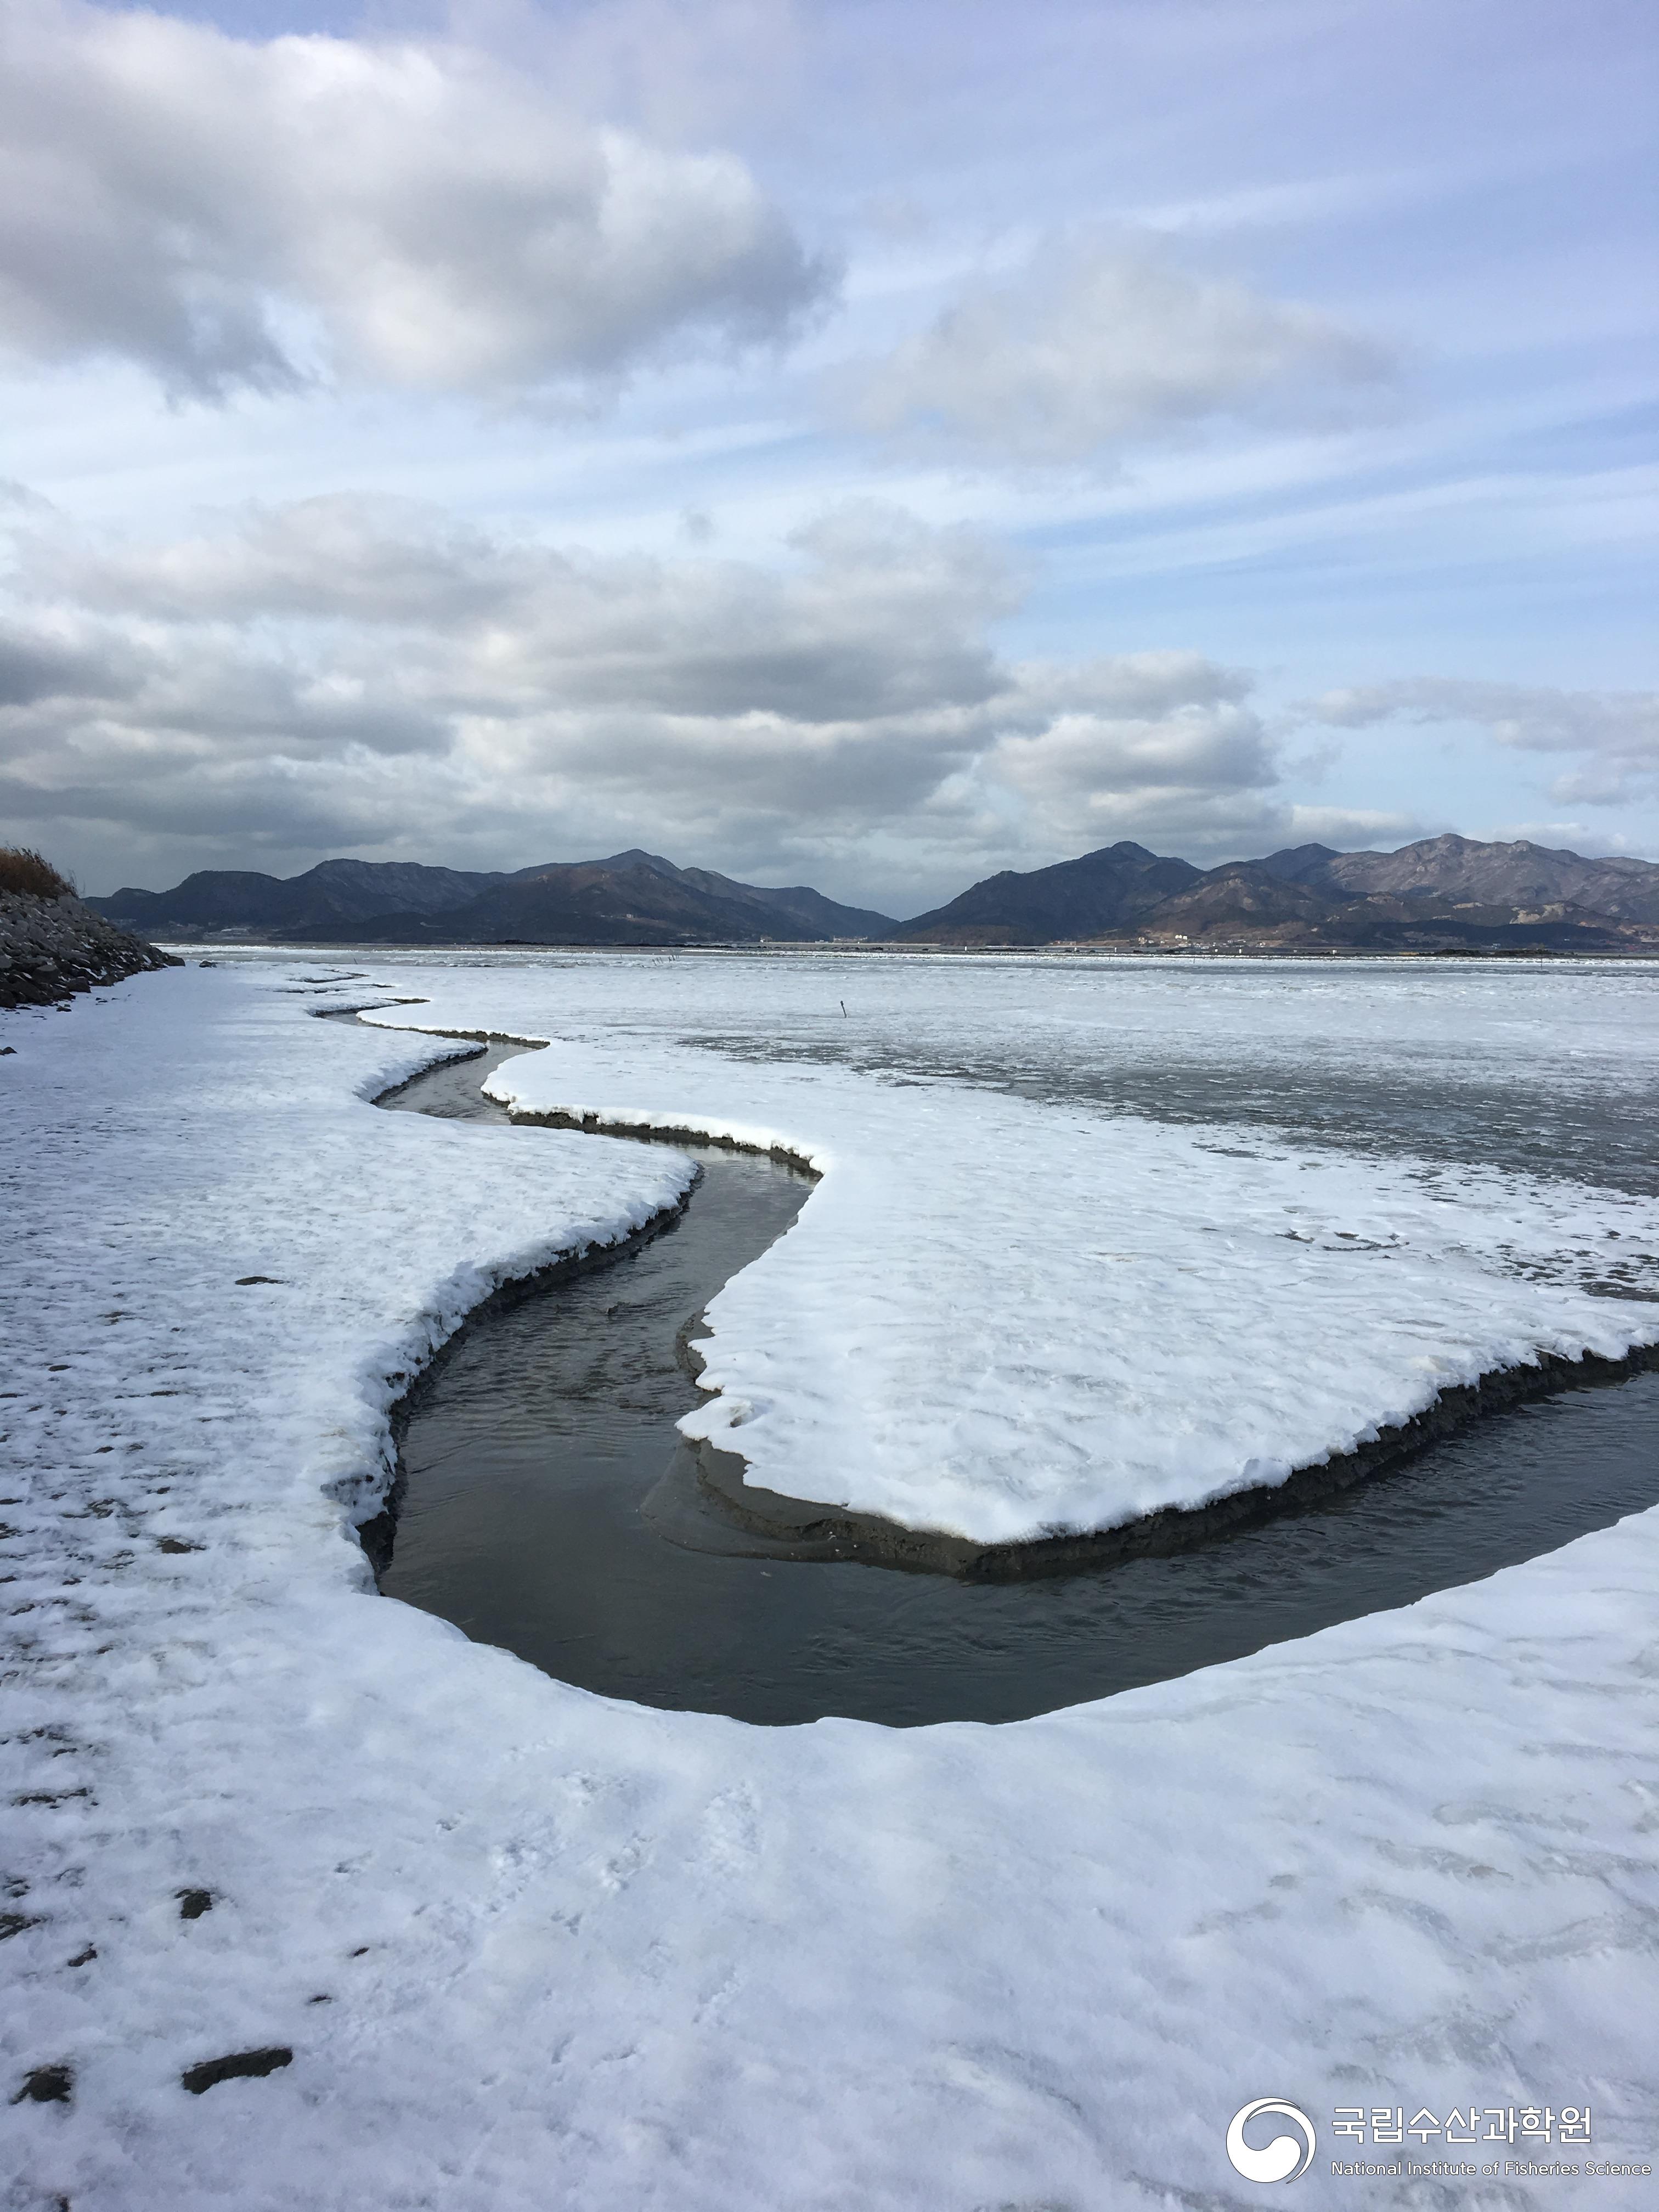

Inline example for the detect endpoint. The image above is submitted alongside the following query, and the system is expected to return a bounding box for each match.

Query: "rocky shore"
[0,890,181,1009]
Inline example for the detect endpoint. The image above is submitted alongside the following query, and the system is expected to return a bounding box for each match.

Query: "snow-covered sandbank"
[4,956,1658,2208]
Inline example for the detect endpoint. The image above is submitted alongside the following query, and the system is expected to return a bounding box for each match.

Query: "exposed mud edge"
[507,1105,820,1179]
[366,1037,516,1108]
[338,1012,697,1573]
[400,1023,554,1049]
[336,1004,810,1165]
[309,1002,551,1103]
[354,1175,699,1577]
[679,1339,1659,1582]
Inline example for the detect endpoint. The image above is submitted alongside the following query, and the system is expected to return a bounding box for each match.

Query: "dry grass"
[0,846,76,899]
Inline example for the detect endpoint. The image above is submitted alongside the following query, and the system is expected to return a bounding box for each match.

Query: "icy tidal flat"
[3,951,1658,2209]
[364,953,1659,1549]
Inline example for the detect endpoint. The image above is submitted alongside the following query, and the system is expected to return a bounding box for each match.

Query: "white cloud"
[1486,819,1655,856]
[1279,805,1424,847]
[1304,678,1659,803]
[0,1,830,400]
[982,658,1273,844]
[848,233,1395,465]
[0,492,1305,904]
[991,703,1272,798]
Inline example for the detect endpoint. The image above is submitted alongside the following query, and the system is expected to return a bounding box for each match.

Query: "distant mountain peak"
[596,849,685,878]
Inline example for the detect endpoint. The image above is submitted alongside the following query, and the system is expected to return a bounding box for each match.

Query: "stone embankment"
[0,891,182,1009]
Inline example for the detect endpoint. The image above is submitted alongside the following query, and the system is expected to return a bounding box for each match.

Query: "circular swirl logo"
[1226,2098,1317,2183]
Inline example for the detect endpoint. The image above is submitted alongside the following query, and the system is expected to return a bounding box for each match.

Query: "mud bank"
[681,1341,1659,1578]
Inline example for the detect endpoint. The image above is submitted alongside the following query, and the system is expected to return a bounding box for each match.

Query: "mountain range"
[92,851,897,947]
[894,835,1659,952]
[89,834,1659,953]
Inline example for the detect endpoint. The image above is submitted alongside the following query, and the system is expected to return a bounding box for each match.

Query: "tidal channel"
[371,1035,1659,1727]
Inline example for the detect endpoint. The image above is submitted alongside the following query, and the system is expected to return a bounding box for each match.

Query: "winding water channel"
[370,1032,1659,1727]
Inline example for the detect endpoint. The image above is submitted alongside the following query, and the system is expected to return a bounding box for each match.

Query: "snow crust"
[4,954,1658,2209]
[357,961,1659,1544]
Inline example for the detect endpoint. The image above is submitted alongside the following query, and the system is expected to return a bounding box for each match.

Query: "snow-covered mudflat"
[361,964,1659,1547]
[4,952,1658,2208]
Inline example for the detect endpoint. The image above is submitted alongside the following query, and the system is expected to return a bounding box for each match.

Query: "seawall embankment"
[0,890,182,1009]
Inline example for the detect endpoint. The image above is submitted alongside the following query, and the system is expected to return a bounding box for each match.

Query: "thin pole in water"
[840,1000,848,1017]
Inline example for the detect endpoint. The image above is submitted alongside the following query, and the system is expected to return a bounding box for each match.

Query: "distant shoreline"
[160,936,1659,963]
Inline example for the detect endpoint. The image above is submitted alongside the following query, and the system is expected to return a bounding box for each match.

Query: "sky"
[0,0,1654,911]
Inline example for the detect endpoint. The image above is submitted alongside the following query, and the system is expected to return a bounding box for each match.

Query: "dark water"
[374,1041,1659,1728]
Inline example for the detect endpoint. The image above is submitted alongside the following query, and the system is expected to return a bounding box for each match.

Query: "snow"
[3,952,1658,2209]
[360,958,1659,1544]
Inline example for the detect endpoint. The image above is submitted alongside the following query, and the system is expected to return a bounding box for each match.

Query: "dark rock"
[13,2064,72,2103]
[0,891,182,1010]
[180,2047,292,2094]
[177,1889,213,1919]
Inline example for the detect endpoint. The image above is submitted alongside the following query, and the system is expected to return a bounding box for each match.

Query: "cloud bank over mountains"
[0,1,1650,891]
[1,491,1317,900]
[4,480,1651,903]
[1304,680,1659,808]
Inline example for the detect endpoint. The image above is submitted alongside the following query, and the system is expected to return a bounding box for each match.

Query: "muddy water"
[371,1039,1659,1726]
